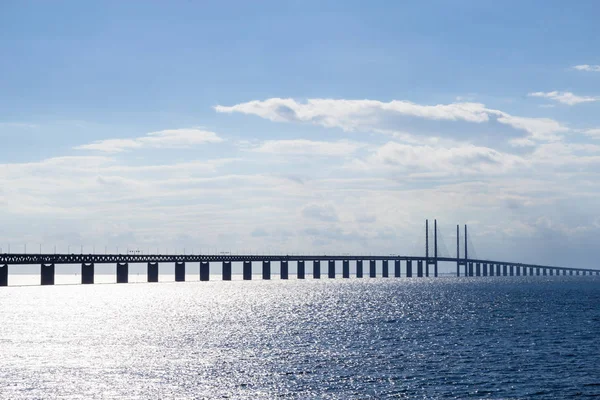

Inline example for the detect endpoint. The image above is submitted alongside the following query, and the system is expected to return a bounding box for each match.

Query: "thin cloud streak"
[75,128,224,153]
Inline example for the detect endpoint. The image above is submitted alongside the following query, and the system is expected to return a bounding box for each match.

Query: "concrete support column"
[262,261,271,280]
[313,260,321,279]
[148,262,159,282]
[328,260,335,279]
[297,260,305,279]
[475,263,481,277]
[417,260,423,277]
[522,266,527,276]
[434,261,438,278]
[497,264,501,276]
[483,263,489,276]
[576,270,580,276]
[200,261,209,281]
[116,262,128,283]
[343,260,350,278]
[516,266,521,276]
[569,270,573,275]
[510,265,514,276]
[465,263,469,277]
[406,260,413,277]
[370,260,376,278]
[468,262,474,277]
[41,263,55,286]
[549,269,554,276]
[530,267,534,275]
[502,264,507,276]
[425,262,429,277]
[536,268,541,276]
[223,261,232,280]
[563,269,567,276]
[0,264,7,287]
[175,262,185,282]
[281,261,289,280]
[489,264,494,277]
[394,260,401,277]
[543,268,548,276]
[356,260,363,278]
[382,260,389,278]
[81,263,94,284]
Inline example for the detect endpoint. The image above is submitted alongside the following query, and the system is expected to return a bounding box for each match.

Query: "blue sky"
[1,1,600,268]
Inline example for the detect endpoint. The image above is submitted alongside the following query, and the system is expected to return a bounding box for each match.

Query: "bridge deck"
[0,254,597,273]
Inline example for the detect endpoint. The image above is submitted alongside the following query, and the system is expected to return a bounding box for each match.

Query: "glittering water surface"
[1,277,599,399]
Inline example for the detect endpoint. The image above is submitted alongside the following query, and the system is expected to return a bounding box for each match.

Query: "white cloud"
[216,98,568,144]
[251,139,364,156]
[528,91,597,106]
[301,203,339,222]
[350,142,525,177]
[573,65,600,72]
[75,128,223,152]
[583,128,600,138]
[495,114,567,142]
[215,98,491,130]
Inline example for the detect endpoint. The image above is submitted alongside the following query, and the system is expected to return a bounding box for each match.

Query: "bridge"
[1,220,598,286]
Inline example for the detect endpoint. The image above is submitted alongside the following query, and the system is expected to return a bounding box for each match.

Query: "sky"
[1,0,600,269]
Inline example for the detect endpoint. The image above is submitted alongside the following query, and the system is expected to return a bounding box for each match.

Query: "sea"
[1,275,599,399]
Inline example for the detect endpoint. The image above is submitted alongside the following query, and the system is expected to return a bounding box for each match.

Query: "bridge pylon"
[425,219,439,277]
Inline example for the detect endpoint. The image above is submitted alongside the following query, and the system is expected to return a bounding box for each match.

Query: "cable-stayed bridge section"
[0,220,598,286]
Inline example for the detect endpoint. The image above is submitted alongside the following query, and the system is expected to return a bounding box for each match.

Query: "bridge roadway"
[0,253,596,272]
[0,253,598,287]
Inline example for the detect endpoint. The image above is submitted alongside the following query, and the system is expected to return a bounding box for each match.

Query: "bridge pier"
[328,260,335,279]
[482,263,488,277]
[489,263,494,277]
[516,266,520,276]
[562,269,566,276]
[41,263,55,285]
[370,260,376,278]
[406,260,413,277]
[522,266,527,276]
[262,261,271,280]
[425,262,429,277]
[343,260,350,278]
[223,261,232,280]
[313,260,321,279]
[298,260,305,279]
[382,260,389,277]
[509,265,514,276]
[357,260,363,278]
[417,260,423,277]
[543,268,547,276]
[468,262,473,277]
[200,261,209,281]
[502,264,507,276]
[243,261,251,280]
[281,261,288,279]
[475,263,481,277]
[148,262,159,282]
[496,264,501,276]
[569,270,573,276]
[0,264,7,286]
[81,263,94,284]
[549,268,554,276]
[395,260,401,277]
[175,262,185,282]
[576,270,580,276]
[464,263,469,277]
[116,262,128,283]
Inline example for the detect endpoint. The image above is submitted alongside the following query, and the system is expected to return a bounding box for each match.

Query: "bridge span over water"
[1,220,598,286]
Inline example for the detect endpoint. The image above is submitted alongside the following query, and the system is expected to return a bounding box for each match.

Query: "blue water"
[1,277,599,399]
